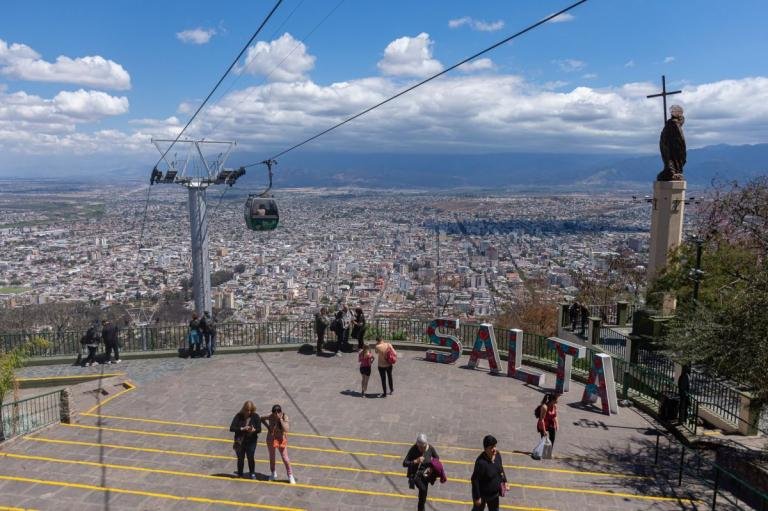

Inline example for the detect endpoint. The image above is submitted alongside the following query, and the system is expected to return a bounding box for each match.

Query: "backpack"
[330,318,341,333]
[385,345,397,365]
[534,405,542,418]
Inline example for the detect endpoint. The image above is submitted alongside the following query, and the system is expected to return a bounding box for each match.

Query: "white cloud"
[0,38,130,90]
[240,33,316,82]
[53,89,129,119]
[624,59,635,68]
[448,17,504,32]
[546,12,575,23]
[458,58,494,73]
[378,33,443,78]
[176,28,217,45]
[664,56,675,64]
[582,73,598,80]
[554,59,586,72]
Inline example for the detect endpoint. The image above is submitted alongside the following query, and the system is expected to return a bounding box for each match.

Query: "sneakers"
[114,359,121,364]
[335,352,342,357]
[289,475,296,485]
[249,473,257,479]
[107,361,113,365]
[269,471,277,481]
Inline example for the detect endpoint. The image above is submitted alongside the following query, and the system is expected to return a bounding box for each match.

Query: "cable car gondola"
[244,159,279,231]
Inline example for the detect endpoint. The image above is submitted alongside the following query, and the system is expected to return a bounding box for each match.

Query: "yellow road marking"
[28,434,646,481]
[0,506,37,511]
[76,412,589,464]
[16,439,684,504]
[0,474,304,511]
[0,453,554,511]
[82,381,136,415]
[81,411,475,449]
[63,423,441,462]
[17,373,125,382]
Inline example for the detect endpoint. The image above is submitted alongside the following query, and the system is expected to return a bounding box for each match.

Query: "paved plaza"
[1,349,709,511]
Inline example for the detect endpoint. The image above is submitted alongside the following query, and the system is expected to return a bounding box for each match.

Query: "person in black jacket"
[471,435,507,511]
[229,400,262,478]
[101,319,120,364]
[351,307,366,351]
[403,433,439,511]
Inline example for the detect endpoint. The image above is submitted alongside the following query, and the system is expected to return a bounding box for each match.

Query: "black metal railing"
[597,325,629,360]
[0,318,753,436]
[0,389,61,441]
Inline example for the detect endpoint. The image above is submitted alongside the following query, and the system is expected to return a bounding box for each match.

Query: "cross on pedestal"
[646,75,682,123]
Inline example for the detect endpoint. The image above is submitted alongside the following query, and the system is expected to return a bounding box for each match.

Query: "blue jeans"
[204,332,216,356]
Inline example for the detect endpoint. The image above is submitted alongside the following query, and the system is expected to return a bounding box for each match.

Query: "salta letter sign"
[425,318,463,364]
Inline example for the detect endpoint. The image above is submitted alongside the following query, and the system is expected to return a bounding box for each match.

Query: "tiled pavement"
[2,350,715,510]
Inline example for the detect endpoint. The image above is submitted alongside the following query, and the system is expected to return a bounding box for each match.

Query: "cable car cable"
[152,0,284,170]
[202,0,345,146]
[137,0,284,253]
[242,0,588,168]
[195,0,309,138]
[197,1,347,239]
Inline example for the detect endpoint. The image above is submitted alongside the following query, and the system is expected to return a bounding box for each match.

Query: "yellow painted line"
[0,452,554,511]
[63,423,443,463]
[0,474,304,511]
[29,432,647,482]
[25,435,641,485]
[82,381,136,415]
[80,412,478,451]
[78,413,587,463]
[18,373,125,382]
[0,506,37,511]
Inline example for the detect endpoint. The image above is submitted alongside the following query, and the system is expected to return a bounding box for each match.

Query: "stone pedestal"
[648,180,687,281]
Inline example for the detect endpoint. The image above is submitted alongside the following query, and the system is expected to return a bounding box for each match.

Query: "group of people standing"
[313,304,365,356]
[78,319,121,367]
[188,311,217,358]
[229,400,295,484]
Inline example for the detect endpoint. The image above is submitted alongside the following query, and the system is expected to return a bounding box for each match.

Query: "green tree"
[652,178,768,399]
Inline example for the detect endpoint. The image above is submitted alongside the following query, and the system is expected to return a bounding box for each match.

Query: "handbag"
[532,436,548,460]
[542,436,553,459]
[386,345,398,364]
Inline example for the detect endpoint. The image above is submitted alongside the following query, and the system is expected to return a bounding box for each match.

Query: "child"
[358,344,374,397]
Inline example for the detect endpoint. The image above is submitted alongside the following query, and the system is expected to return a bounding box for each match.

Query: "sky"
[1,0,768,173]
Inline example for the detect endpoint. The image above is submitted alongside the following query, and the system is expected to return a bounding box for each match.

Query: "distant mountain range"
[5,143,767,189]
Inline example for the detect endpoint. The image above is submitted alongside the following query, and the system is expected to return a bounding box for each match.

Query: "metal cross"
[646,75,682,123]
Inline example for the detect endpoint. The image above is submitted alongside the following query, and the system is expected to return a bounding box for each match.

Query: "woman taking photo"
[229,401,261,478]
[261,404,296,484]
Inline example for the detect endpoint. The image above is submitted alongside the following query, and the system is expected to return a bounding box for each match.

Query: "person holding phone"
[229,401,261,478]
[261,404,295,484]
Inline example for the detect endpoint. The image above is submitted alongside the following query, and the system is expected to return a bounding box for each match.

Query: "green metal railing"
[0,389,62,441]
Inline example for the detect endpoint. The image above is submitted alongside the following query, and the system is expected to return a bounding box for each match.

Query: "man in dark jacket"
[201,311,216,358]
[471,435,507,511]
[101,319,120,364]
[403,433,439,511]
[314,308,329,355]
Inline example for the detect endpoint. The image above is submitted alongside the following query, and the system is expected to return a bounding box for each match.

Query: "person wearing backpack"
[188,313,202,358]
[374,335,396,397]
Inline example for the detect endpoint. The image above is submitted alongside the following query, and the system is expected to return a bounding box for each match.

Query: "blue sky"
[1,0,767,170]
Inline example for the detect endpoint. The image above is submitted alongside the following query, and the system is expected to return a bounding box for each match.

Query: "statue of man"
[657,104,686,181]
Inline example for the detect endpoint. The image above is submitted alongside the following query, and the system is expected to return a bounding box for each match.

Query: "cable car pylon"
[150,138,245,316]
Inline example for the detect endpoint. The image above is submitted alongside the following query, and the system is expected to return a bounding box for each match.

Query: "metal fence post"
[59,388,72,424]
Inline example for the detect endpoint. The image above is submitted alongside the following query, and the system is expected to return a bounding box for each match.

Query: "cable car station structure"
[150,138,245,315]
